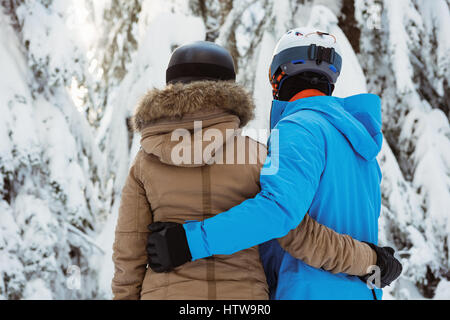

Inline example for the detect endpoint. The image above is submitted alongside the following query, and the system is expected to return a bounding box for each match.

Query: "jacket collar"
[271,90,325,130]
[132,80,255,132]
[289,89,326,102]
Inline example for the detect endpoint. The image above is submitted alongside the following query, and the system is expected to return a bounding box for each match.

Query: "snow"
[23,279,53,300]
[417,0,450,79]
[434,280,450,300]
[383,0,415,94]
[90,201,119,300]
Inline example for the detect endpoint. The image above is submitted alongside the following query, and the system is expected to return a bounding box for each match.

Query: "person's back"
[261,93,383,299]
[113,80,270,299]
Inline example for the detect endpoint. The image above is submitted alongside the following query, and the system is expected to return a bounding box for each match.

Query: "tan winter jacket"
[112,81,376,300]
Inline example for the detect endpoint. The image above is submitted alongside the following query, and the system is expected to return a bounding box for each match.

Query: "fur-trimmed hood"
[132,80,255,131]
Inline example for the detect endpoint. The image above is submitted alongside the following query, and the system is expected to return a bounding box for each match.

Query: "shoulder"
[275,111,327,145]
[271,112,327,160]
[131,149,148,168]
[134,148,163,166]
[283,109,328,130]
[130,149,160,178]
[126,149,145,180]
[134,148,146,162]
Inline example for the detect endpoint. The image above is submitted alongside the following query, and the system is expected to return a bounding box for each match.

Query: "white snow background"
[0,0,448,300]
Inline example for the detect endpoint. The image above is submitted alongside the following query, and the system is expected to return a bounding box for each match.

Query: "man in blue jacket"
[146,28,402,299]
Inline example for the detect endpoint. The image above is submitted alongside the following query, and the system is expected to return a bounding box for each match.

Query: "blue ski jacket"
[183,93,383,299]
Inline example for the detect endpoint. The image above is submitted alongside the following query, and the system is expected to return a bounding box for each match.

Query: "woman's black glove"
[360,242,403,288]
[146,222,192,273]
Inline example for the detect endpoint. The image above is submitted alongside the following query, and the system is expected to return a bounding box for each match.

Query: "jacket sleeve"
[278,214,376,276]
[184,118,327,260]
[112,153,152,300]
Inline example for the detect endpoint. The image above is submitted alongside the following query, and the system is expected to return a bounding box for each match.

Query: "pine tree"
[0,0,110,299]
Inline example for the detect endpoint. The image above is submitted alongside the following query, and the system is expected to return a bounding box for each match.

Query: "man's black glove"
[146,222,192,273]
[360,242,403,288]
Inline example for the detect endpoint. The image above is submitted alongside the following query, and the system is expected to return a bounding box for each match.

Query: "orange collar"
[289,89,326,102]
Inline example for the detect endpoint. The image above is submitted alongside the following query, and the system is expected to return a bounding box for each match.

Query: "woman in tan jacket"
[112,42,377,300]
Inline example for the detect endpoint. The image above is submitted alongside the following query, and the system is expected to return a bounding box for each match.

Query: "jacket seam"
[136,154,142,232]
[202,165,216,300]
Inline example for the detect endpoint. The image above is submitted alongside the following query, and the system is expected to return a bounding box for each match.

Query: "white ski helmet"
[269,27,343,98]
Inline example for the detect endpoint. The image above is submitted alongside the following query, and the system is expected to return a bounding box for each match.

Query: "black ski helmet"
[166,41,236,84]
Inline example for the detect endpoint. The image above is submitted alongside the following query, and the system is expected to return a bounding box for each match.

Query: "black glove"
[146,222,192,273]
[360,242,403,288]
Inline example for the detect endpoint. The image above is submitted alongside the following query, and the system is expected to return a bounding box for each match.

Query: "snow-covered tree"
[354,0,450,299]
[0,0,111,299]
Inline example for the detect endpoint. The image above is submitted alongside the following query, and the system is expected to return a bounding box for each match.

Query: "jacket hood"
[132,80,255,131]
[133,80,255,167]
[139,110,240,167]
[271,94,382,161]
